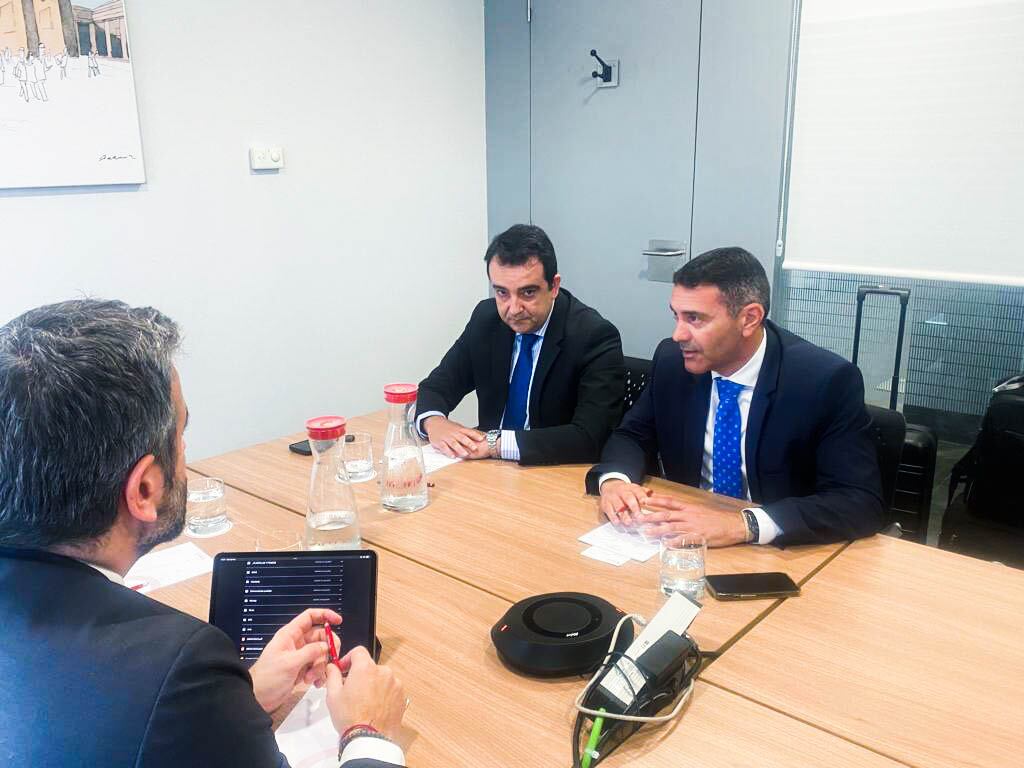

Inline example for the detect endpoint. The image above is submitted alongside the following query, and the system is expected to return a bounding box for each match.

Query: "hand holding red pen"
[325,646,406,741]
[249,607,343,713]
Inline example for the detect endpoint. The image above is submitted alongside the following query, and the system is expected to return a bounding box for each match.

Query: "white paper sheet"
[579,522,660,563]
[124,542,213,593]
[275,686,338,768]
[420,444,462,474]
[580,545,632,566]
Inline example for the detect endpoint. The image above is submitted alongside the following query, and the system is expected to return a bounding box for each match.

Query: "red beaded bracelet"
[340,723,379,740]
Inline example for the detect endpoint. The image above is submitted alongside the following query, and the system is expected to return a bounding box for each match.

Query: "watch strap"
[741,508,759,544]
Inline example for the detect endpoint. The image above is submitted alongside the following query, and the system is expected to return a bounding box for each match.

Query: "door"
[530,0,702,357]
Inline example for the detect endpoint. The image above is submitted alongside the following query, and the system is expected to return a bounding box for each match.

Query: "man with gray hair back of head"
[0,299,407,768]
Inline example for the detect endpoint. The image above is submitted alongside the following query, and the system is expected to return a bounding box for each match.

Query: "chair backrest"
[623,356,652,411]
[865,404,906,515]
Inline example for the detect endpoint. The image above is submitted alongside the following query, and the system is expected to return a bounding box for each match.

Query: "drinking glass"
[343,432,375,482]
[659,533,706,600]
[186,477,231,537]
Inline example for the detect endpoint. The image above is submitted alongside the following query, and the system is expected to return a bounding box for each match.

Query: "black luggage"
[852,285,938,543]
[946,373,1024,526]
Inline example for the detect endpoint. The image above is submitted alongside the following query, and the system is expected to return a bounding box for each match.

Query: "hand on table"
[325,645,406,741]
[639,494,749,547]
[598,479,653,527]
[424,416,486,459]
[249,608,341,713]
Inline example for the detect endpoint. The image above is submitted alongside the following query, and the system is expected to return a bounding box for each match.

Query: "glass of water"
[186,477,231,537]
[659,533,706,601]
[343,432,375,483]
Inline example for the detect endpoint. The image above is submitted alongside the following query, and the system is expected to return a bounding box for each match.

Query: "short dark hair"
[0,300,181,548]
[484,224,558,287]
[673,247,771,317]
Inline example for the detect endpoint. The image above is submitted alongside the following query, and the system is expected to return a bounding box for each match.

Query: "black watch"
[742,509,759,543]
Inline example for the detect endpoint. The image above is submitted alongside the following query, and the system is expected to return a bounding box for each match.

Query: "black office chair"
[623,356,652,411]
[865,404,907,535]
[620,356,663,477]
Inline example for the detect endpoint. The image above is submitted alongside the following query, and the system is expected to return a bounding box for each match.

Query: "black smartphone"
[288,439,311,456]
[705,572,800,601]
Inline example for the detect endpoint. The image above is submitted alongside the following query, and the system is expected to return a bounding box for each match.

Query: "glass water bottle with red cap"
[303,416,362,549]
[380,384,428,512]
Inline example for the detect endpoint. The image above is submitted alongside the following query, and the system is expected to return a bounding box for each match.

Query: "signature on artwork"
[98,153,137,162]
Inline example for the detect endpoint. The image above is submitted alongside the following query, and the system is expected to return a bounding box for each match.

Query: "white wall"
[0,0,488,459]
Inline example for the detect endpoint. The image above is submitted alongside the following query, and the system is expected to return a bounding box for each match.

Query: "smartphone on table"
[705,572,800,600]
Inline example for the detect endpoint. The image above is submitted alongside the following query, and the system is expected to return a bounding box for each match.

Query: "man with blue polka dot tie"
[587,248,885,548]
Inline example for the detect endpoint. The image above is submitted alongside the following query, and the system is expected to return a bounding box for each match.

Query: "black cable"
[574,636,704,766]
[572,650,643,768]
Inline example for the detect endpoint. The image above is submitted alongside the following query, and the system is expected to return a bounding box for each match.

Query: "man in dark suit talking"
[0,300,406,767]
[417,224,624,465]
[587,248,884,547]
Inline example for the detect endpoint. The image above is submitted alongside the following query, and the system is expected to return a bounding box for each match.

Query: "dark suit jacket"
[586,321,885,546]
[417,288,624,465]
[0,548,397,768]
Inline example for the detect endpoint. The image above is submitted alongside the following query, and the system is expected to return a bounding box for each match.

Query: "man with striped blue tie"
[416,224,625,466]
[587,248,884,547]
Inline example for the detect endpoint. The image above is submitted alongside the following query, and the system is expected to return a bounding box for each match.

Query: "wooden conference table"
[146,410,1024,766]
[160,471,901,767]
[192,412,846,654]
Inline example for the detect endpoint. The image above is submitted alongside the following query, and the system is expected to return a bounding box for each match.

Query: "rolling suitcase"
[852,285,937,543]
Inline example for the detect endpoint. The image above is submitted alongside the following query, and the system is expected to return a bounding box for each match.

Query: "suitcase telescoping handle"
[852,285,911,410]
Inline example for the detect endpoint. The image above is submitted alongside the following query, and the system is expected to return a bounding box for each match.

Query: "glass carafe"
[304,416,362,549]
[380,384,428,512]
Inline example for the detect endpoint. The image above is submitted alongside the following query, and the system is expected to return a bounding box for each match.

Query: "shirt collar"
[80,560,125,585]
[713,328,767,389]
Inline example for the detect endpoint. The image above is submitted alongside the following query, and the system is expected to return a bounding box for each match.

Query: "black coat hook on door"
[590,49,612,83]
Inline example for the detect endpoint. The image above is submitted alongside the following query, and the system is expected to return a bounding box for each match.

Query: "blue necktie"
[503,333,539,431]
[713,378,744,499]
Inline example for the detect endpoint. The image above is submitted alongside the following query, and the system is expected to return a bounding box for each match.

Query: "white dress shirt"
[417,303,555,462]
[82,560,124,584]
[79,560,406,766]
[600,330,782,544]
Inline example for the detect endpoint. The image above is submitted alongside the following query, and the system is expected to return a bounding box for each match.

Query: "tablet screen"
[209,550,377,664]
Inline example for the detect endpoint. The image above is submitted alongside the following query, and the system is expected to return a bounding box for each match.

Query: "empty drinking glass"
[343,432,375,483]
[186,477,232,537]
[659,533,706,601]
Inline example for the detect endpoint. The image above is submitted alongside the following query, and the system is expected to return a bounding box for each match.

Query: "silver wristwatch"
[485,429,500,458]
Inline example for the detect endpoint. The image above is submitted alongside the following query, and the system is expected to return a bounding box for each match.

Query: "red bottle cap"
[383,383,418,404]
[305,416,346,440]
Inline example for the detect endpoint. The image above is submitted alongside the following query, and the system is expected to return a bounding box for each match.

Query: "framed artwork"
[0,0,145,188]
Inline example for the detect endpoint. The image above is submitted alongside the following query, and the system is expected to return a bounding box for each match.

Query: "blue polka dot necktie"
[503,333,539,431]
[713,378,744,498]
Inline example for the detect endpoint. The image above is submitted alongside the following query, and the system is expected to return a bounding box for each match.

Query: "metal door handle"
[642,249,686,257]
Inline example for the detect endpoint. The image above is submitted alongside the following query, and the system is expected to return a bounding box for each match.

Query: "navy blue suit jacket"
[586,321,885,546]
[0,548,397,768]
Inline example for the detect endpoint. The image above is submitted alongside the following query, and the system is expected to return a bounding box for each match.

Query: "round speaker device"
[490,592,634,677]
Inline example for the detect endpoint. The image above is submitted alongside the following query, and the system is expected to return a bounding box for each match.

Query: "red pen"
[324,623,343,671]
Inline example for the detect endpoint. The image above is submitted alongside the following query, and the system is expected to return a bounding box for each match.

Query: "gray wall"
[485,0,531,235]
[484,0,795,286]
[690,1,794,288]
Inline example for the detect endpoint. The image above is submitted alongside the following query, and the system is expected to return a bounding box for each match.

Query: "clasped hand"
[249,607,342,713]
[598,480,749,547]
[249,609,407,742]
[424,416,491,460]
